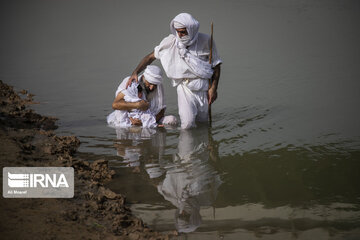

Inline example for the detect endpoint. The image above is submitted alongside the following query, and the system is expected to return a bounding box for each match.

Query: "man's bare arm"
[112,92,149,111]
[208,64,221,104]
[126,51,156,88]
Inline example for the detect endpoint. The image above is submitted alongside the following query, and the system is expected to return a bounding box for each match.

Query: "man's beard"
[140,80,154,94]
[145,86,152,94]
[139,80,148,94]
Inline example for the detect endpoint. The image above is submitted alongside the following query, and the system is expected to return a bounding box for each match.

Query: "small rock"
[19,89,28,95]
[129,232,140,240]
[104,189,118,200]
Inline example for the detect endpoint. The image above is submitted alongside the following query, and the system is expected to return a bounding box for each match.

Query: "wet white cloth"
[155,13,222,81]
[115,66,165,116]
[177,83,208,129]
[107,72,178,128]
[124,83,158,128]
[107,82,158,128]
[154,13,222,129]
[143,65,166,115]
[171,13,213,79]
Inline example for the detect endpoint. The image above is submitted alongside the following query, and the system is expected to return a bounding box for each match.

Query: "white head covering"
[173,21,185,29]
[168,13,214,79]
[122,82,142,103]
[142,65,166,115]
[170,13,200,47]
[143,65,163,85]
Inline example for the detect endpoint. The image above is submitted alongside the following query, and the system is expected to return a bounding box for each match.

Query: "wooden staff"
[208,23,217,218]
[209,22,213,124]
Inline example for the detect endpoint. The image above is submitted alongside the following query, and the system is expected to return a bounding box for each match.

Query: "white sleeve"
[154,34,176,59]
[115,76,131,97]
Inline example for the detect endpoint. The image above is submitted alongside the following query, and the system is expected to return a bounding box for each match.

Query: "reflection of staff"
[208,22,214,124]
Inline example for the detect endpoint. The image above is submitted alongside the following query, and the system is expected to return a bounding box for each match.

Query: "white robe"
[107,79,158,128]
[107,77,177,128]
[154,33,222,129]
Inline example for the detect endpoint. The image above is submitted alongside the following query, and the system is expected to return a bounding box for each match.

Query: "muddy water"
[1,0,360,238]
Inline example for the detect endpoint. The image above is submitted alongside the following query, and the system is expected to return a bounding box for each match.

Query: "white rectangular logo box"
[3,167,74,198]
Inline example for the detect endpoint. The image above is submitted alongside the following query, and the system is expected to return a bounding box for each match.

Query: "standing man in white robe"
[127,13,222,129]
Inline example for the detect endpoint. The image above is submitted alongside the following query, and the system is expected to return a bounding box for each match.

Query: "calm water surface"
[1,0,360,239]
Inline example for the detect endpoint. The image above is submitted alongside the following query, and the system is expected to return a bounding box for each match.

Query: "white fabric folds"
[169,13,214,79]
[107,82,158,128]
[170,13,199,47]
[143,65,166,116]
[143,65,163,85]
[154,13,222,129]
[173,21,186,29]
[107,65,177,128]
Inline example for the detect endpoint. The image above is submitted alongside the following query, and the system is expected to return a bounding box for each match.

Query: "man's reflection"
[156,126,222,233]
[112,126,221,233]
[113,127,165,171]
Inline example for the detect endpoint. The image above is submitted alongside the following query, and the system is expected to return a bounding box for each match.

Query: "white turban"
[170,13,200,47]
[142,65,166,115]
[173,21,186,29]
[169,13,214,79]
[143,65,163,85]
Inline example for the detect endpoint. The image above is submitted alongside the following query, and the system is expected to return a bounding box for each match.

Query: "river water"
[1,0,360,239]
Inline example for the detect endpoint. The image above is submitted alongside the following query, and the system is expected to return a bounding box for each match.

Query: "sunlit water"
[1,0,360,238]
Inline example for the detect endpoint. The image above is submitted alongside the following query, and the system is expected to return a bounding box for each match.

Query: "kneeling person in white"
[107,65,177,128]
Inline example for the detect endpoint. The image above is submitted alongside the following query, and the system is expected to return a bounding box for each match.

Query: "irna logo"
[8,172,69,188]
[3,167,74,198]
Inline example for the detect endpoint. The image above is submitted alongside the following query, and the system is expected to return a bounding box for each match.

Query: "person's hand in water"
[129,117,142,126]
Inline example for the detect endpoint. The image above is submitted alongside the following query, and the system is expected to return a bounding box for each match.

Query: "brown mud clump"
[0,80,176,239]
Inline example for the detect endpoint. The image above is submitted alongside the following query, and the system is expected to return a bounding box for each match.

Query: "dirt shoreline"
[0,80,176,239]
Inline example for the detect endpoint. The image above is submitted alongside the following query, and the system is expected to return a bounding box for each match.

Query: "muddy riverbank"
[0,80,176,239]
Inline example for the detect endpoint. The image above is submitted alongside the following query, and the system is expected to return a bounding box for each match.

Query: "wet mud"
[0,80,176,239]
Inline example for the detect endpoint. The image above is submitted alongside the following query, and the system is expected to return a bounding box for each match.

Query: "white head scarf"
[170,13,200,47]
[122,82,142,103]
[169,13,214,79]
[143,65,163,85]
[142,65,166,115]
[173,21,185,29]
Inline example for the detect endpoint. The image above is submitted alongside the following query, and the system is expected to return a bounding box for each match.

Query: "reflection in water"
[108,126,360,238]
[113,127,161,168]
[2,0,360,238]
[111,126,222,233]
[156,127,222,233]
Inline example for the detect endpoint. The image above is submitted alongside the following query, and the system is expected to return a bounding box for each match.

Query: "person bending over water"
[107,65,177,128]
